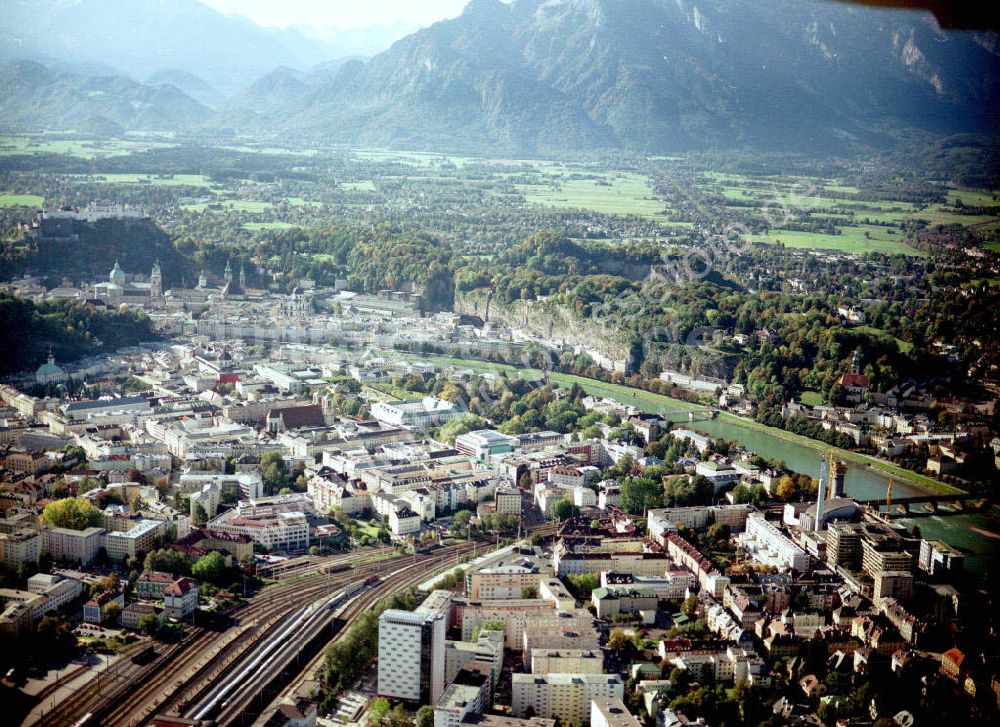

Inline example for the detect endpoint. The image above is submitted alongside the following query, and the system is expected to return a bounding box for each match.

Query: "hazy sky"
[201,0,472,30]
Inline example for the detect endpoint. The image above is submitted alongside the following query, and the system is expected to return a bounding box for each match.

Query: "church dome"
[36,353,67,384]
[110,260,126,285]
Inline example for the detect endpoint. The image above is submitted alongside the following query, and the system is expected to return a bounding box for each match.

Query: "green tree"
[521,586,538,599]
[416,705,434,727]
[144,548,189,576]
[451,509,473,535]
[41,497,102,530]
[731,483,752,504]
[681,595,699,618]
[387,704,409,727]
[192,501,208,526]
[620,477,662,514]
[706,523,731,543]
[191,551,227,584]
[137,613,160,635]
[608,628,631,652]
[552,498,580,521]
[368,697,391,726]
[35,615,78,659]
[437,414,486,445]
[103,601,121,624]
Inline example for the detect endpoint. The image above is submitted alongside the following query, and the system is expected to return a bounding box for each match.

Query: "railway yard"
[32,537,510,727]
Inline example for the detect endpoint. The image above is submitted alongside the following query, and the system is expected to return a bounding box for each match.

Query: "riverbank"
[712,412,966,496]
[343,344,964,498]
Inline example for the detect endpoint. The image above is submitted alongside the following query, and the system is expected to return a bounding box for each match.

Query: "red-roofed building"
[172,527,253,562]
[839,350,871,402]
[941,647,966,682]
[163,577,199,619]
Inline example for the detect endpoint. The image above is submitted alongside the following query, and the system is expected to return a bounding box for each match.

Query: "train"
[326,577,381,609]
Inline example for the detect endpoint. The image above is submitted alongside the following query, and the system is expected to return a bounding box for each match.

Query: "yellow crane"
[886,478,894,513]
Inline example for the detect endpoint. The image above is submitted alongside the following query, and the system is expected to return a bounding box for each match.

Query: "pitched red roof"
[165,577,197,596]
[943,647,965,667]
[839,372,870,388]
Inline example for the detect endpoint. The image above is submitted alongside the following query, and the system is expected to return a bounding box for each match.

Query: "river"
[687,416,998,578]
[357,346,999,578]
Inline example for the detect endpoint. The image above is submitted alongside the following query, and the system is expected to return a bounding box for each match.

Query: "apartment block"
[0,528,42,569]
[738,512,810,572]
[434,669,492,727]
[530,649,604,675]
[512,674,623,724]
[591,698,642,727]
[44,526,104,565]
[378,608,447,703]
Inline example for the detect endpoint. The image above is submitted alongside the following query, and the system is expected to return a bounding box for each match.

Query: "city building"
[738,512,810,572]
[591,586,658,620]
[102,519,163,561]
[163,577,199,619]
[591,698,642,727]
[434,669,492,727]
[529,649,604,675]
[0,528,42,569]
[918,539,964,576]
[455,430,517,460]
[495,488,522,518]
[83,590,124,624]
[0,589,45,636]
[370,398,463,429]
[512,674,624,724]
[378,608,447,703]
[137,571,177,599]
[209,498,310,552]
[26,572,83,615]
[121,602,164,630]
[44,526,104,565]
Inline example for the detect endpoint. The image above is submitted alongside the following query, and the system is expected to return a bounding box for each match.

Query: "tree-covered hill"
[0,294,159,377]
[2,217,198,287]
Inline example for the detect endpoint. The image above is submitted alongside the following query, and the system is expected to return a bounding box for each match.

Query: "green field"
[945,188,999,207]
[0,135,177,159]
[282,197,323,206]
[518,173,669,218]
[341,181,377,191]
[243,221,300,231]
[852,325,913,354]
[70,173,215,187]
[750,226,923,256]
[798,390,825,406]
[0,193,44,208]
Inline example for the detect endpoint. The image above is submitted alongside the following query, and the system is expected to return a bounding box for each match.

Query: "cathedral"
[92,260,162,305]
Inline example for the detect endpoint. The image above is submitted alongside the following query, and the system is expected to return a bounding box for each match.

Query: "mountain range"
[1,0,998,155]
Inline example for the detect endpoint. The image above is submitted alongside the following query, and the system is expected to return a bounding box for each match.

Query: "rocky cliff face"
[455,289,633,372]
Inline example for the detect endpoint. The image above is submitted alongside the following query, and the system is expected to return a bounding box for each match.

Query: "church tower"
[239,261,246,291]
[198,269,208,289]
[224,259,233,283]
[150,259,162,297]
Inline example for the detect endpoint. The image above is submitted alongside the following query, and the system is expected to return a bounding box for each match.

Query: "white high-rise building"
[377,608,447,703]
[512,674,624,724]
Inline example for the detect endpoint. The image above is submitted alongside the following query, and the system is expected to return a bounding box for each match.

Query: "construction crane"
[886,478,894,513]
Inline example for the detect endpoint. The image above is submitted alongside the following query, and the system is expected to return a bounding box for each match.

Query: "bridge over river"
[857,492,989,515]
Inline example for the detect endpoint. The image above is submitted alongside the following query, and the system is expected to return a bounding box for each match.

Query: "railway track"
[38,550,401,727]
[99,561,401,727]
[191,541,485,727]
[259,529,556,722]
